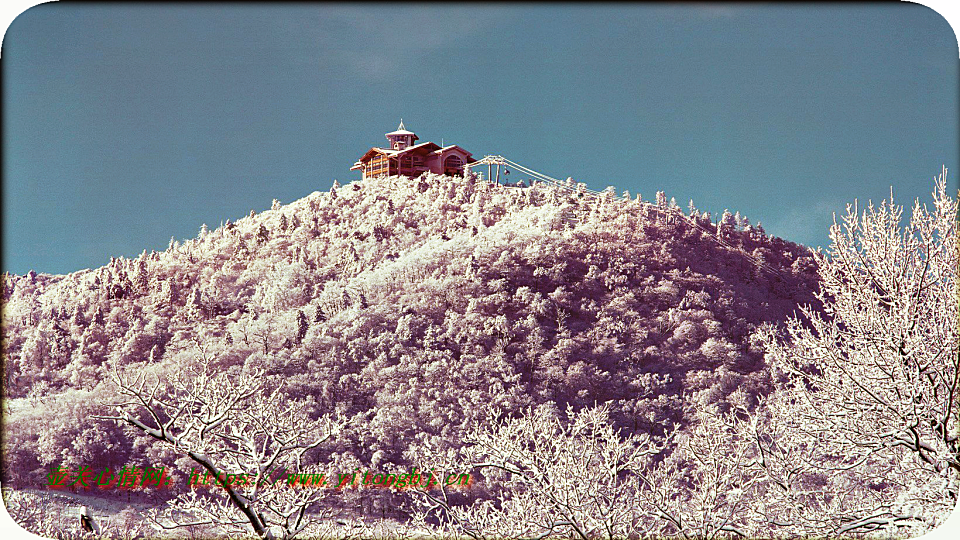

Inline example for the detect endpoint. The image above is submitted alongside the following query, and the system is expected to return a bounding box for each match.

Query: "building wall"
[361,147,472,179]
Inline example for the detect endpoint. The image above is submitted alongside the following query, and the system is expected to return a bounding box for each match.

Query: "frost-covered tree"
[409,404,662,540]
[635,397,767,539]
[95,356,344,540]
[716,209,735,241]
[757,168,959,534]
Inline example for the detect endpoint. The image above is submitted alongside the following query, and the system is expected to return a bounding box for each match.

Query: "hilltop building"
[351,121,476,180]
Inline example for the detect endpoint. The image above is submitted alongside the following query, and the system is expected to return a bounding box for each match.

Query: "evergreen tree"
[296,309,308,344]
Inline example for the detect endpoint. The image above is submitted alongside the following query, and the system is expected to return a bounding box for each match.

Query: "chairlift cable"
[469,155,788,279]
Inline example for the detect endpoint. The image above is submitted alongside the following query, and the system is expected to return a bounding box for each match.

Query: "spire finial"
[398,119,405,130]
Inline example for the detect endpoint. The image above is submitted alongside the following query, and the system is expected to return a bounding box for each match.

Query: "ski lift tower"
[465,155,509,185]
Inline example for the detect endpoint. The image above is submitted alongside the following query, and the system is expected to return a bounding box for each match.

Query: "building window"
[444,155,464,170]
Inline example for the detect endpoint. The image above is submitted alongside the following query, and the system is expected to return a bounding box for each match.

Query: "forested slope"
[1,173,820,498]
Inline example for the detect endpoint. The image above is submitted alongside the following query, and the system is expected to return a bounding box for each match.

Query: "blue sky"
[3,4,958,275]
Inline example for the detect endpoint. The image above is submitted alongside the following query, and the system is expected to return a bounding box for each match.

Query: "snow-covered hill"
[2,173,820,496]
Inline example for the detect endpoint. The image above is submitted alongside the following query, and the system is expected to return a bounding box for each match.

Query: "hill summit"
[2,173,819,489]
